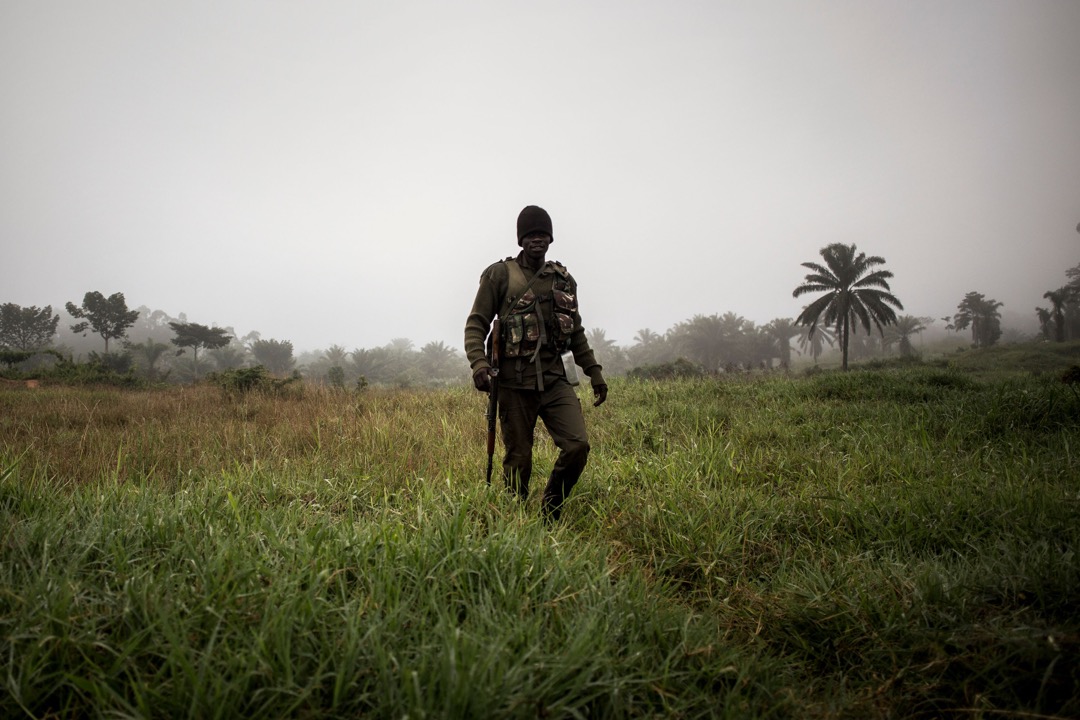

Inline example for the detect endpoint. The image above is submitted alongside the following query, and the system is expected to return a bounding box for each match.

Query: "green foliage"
[627,357,704,380]
[667,312,754,372]
[1,350,40,368]
[2,350,1078,717]
[940,338,1080,377]
[250,338,295,376]
[953,291,1003,348]
[50,354,138,386]
[123,338,172,383]
[65,291,140,354]
[168,321,232,379]
[208,365,301,396]
[169,322,231,354]
[0,303,59,351]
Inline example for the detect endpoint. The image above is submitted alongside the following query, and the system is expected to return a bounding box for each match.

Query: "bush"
[627,357,703,380]
[208,365,302,396]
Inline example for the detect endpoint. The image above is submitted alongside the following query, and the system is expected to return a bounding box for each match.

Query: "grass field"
[2,343,1079,718]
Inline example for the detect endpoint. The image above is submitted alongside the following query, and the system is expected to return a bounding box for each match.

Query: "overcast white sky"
[3,0,1079,353]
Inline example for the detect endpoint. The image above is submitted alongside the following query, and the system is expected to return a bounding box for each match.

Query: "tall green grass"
[2,354,1079,718]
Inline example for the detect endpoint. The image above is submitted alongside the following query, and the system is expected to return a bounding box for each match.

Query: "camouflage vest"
[500,258,577,359]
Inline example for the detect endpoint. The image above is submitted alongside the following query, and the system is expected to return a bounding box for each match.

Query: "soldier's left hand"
[592,383,608,407]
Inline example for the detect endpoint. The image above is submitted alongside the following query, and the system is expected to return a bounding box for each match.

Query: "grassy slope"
[2,342,1079,718]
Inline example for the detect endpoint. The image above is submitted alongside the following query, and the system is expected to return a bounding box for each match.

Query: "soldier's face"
[521,232,551,260]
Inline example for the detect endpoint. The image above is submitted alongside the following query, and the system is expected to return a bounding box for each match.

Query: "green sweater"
[464,253,603,390]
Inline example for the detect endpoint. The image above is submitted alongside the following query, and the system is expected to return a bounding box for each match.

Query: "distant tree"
[634,328,661,346]
[763,318,800,369]
[669,312,752,372]
[1067,262,1080,292]
[628,328,669,368]
[1035,307,1053,340]
[0,303,60,351]
[745,323,777,369]
[882,315,927,358]
[418,341,460,379]
[793,243,903,370]
[128,306,177,344]
[124,338,171,382]
[797,322,834,365]
[240,330,262,348]
[584,328,630,376]
[350,346,394,384]
[1042,288,1070,342]
[209,343,249,371]
[323,344,350,367]
[251,338,295,375]
[65,291,139,354]
[304,344,353,384]
[585,327,617,366]
[952,292,1003,348]
[847,326,883,362]
[327,365,346,389]
[387,338,415,355]
[1060,263,1080,339]
[168,321,232,377]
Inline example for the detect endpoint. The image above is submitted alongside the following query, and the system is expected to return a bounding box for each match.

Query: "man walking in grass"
[464,205,607,522]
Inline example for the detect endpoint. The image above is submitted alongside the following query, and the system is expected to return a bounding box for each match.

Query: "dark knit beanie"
[517,205,553,245]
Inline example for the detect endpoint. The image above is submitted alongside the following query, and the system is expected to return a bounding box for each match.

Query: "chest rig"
[499,259,577,386]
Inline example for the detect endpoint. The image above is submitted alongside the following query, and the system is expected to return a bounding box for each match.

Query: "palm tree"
[628,328,668,369]
[350,346,394,384]
[882,315,927,358]
[953,292,1003,348]
[633,328,661,346]
[419,340,460,378]
[669,313,750,372]
[764,318,800,369]
[124,338,171,382]
[1036,307,1053,340]
[323,344,349,366]
[1042,288,1069,342]
[585,328,629,375]
[209,343,249,371]
[792,243,903,370]
[797,322,834,365]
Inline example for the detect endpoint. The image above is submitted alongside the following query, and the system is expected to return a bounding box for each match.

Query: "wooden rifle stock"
[485,318,500,485]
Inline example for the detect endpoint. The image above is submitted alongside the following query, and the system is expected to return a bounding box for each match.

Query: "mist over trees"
[169,321,232,379]
[951,291,1004,349]
[1034,261,1080,343]
[65,291,139,354]
[5,247,1077,385]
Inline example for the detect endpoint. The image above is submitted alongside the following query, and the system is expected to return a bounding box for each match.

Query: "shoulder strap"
[501,259,546,316]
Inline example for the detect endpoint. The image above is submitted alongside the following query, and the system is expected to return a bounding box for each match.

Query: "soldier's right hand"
[472,367,493,392]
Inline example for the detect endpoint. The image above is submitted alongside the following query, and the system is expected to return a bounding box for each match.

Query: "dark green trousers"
[498,378,590,521]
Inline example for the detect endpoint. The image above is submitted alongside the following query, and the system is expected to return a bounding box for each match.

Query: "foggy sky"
[3,1,1079,353]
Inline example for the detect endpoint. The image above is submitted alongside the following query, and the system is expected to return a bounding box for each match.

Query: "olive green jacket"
[464,253,603,390]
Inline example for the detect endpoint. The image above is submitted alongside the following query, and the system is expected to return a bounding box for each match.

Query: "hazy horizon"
[3,1,1078,353]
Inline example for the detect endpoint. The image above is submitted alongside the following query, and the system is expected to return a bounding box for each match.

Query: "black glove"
[587,367,607,407]
[472,367,493,392]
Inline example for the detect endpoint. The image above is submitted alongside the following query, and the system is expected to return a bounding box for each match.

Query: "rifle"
[485,318,501,485]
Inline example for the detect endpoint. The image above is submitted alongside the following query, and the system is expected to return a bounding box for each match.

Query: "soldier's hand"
[472,367,493,393]
[586,367,607,407]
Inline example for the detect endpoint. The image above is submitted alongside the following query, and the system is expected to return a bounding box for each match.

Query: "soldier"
[465,205,607,522]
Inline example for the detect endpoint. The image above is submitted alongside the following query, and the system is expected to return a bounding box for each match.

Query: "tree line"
[4,243,1078,384]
